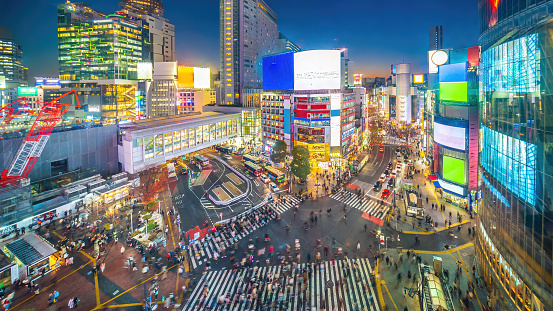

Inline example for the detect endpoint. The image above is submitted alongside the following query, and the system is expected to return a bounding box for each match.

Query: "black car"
[384,169,390,176]
[387,178,395,187]
[373,181,382,191]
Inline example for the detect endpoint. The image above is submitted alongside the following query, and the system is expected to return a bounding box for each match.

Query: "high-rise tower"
[220,0,279,106]
[0,27,27,89]
[429,25,443,50]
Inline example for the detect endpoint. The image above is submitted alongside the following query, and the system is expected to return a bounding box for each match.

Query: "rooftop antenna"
[334,38,337,49]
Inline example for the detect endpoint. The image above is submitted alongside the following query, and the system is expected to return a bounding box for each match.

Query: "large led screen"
[439,63,467,83]
[433,121,466,150]
[442,156,466,185]
[294,50,340,91]
[178,67,194,88]
[440,82,467,102]
[481,126,536,206]
[262,53,294,91]
[137,62,153,80]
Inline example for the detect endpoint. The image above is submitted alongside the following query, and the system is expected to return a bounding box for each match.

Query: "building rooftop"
[120,112,238,132]
[5,234,57,266]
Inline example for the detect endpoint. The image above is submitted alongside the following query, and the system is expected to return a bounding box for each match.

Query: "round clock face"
[431,50,449,66]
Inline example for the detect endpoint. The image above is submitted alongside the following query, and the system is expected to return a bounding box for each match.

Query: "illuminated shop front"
[4,234,59,280]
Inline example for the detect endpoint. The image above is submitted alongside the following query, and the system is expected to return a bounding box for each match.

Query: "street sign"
[380,235,385,245]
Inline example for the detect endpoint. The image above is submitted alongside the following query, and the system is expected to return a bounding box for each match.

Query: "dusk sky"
[1,0,478,82]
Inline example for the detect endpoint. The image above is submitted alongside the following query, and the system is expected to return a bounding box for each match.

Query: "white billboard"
[137,62,153,80]
[193,67,211,89]
[434,122,466,150]
[294,50,340,91]
[0,76,5,89]
[330,116,341,147]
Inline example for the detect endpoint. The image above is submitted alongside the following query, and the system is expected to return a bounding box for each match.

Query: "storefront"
[93,181,131,207]
[4,234,58,280]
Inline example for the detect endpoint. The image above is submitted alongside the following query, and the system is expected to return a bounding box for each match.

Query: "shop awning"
[92,180,130,195]
[433,181,441,189]
[5,234,57,266]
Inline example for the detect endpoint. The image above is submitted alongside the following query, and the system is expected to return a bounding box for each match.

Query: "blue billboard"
[262,52,294,91]
[438,62,467,83]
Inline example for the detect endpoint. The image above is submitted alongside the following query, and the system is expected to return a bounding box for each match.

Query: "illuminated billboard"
[433,121,466,150]
[440,82,467,102]
[428,50,449,74]
[0,76,5,89]
[35,78,61,89]
[439,63,467,83]
[294,50,340,91]
[178,67,211,89]
[263,52,294,91]
[354,74,363,85]
[413,74,424,84]
[442,156,466,185]
[137,62,153,80]
[18,87,38,96]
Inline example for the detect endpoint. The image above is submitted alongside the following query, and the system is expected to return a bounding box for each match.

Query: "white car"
[391,170,397,179]
[396,164,402,171]
[269,182,279,192]
[260,174,270,183]
[378,174,386,183]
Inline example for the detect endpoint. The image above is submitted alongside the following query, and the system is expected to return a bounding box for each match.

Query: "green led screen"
[439,82,467,102]
[442,156,466,185]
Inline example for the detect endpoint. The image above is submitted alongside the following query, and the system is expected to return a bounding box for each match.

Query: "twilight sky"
[0,0,478,81]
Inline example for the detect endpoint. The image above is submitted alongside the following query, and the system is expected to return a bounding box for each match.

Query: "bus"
[243,154,261,164]
[244,161,262,176]
[265,166,285,183]
[215,145,233,154]
[193,154,210,166]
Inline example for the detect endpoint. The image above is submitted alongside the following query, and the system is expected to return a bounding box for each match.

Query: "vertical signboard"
[330,93,341,146]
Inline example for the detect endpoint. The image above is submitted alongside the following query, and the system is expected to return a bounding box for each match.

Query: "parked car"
[260,174,270,183]
[391,170,397,179]
[373,181,382,191]
[269,182,279,192]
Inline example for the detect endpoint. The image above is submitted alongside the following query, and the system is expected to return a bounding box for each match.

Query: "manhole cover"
[326,281,333,288]
[462,253,468,256]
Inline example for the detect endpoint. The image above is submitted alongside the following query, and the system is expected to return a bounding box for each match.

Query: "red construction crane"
[0,90,81,189]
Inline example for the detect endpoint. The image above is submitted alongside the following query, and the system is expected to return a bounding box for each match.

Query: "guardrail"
[208,156,250,206]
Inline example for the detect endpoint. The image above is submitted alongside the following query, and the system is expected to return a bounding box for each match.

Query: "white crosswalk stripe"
[201,197,215,208]
[183,258,380,311]
[272,196,301,215]
[329,189,391,220]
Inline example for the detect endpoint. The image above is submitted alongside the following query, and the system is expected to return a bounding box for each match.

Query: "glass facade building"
[477,1,553,310]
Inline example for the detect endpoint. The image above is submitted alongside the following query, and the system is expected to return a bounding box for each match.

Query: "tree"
[136,166,168,206]
[270,140,287,163]
[291,145,311,180]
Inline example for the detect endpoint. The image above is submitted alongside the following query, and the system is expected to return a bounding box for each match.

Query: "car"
[260,174,270,183]
[378,174,386,183]
[391,170,397,178]
[269,182,279,192]
[235,149,245,155]
[379,146,385,153]
[387,178,395,187]
[396,164,402,170]
[381,189,391,199]
[223,154,232,160]
[373,181,382,191]
[384,170,390,176]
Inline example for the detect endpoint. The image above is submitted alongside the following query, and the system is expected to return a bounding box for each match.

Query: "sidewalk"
[386,157,477,236]
[377,244,487,311]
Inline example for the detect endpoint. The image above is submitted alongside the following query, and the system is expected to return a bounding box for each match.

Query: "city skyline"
[0,0,478,81]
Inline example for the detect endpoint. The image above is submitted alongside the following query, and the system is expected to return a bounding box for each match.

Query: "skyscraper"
[220,0,279,106]
[429,25,443,50]
[57,3,149,81]
[0,27,27,89]
[477,1,553,310]
[120,0,163,16]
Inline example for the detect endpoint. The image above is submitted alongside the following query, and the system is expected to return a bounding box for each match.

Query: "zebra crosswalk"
[183,258,380,311]
[187,216,273,270]
[272,196,301,215]
[329,189,391,220]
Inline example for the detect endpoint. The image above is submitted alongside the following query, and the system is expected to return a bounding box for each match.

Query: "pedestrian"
[48,293,54,306]
[121,246,125,255]
[53,290,59,303]
[356,240,360,250]
[293,211,296,218]
[364,224,367,232]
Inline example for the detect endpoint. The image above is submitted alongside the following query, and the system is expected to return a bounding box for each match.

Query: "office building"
[220,0,279,106]
[146,62,178,117]
[429,25,443,51]
[339,48,354,87]
[57,3,149,81]
[120,0,163,16]
[475,1,553,311]
[277,33,301,53]
[0,28,27,89]
[177,90,215,114]
[122,12,174,63]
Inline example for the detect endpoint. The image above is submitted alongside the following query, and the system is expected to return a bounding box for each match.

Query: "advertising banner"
[294,50,340,91]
